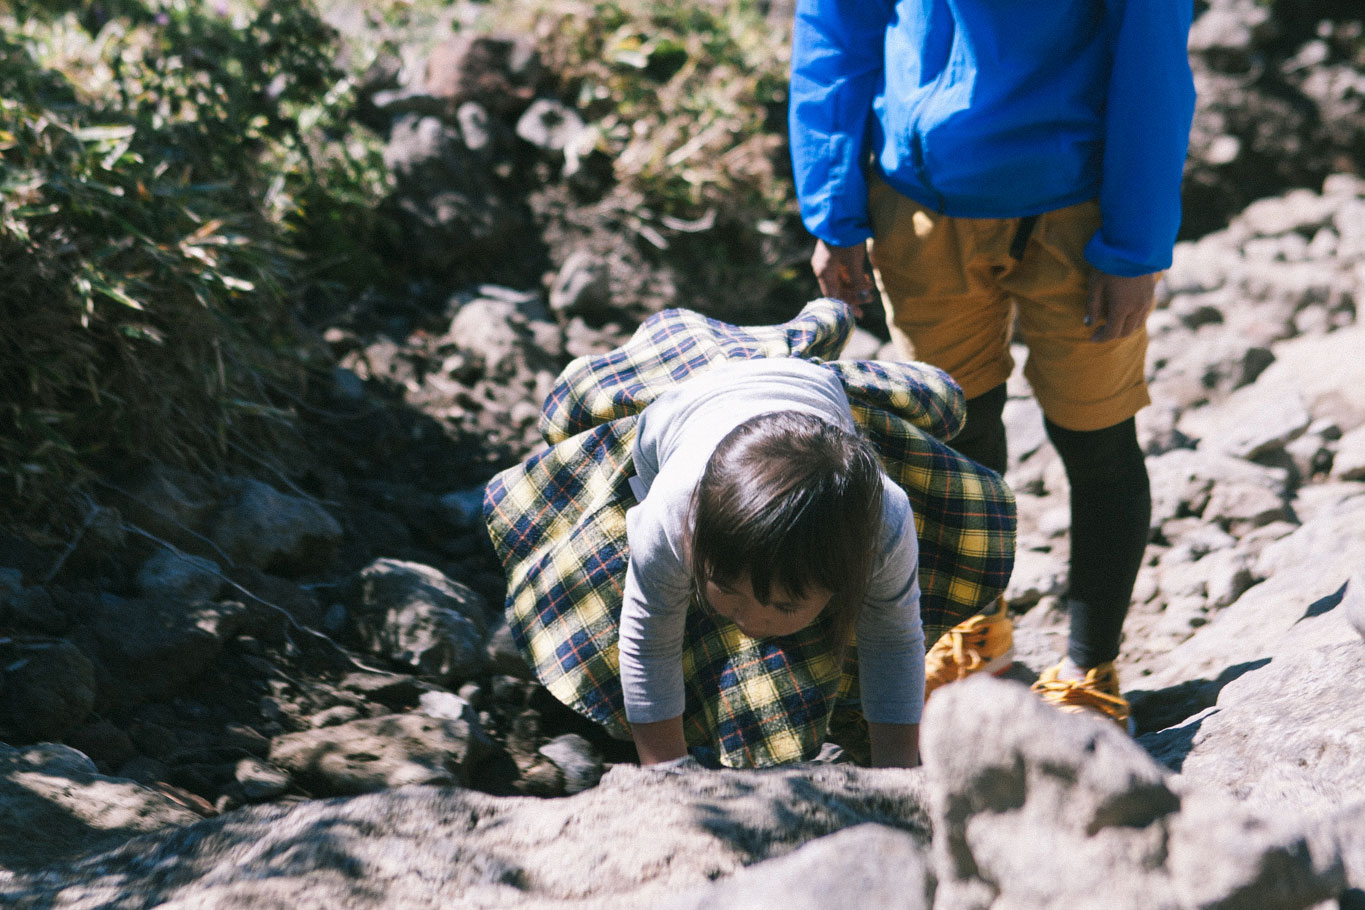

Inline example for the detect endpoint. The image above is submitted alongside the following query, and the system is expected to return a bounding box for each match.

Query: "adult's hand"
[1086,271,1160,342]
[811,239,877,318]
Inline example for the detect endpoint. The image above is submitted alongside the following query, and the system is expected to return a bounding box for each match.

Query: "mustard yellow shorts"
[867,174,1150,432]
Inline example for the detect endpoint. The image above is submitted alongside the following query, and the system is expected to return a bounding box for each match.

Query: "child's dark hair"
[688,410,885,653]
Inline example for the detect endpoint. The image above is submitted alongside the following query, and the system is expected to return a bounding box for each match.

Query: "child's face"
[703,574,832,639]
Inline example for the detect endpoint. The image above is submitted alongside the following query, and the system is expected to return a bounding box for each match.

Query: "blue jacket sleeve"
[788,0,895,247]
[1085,0,1197,277]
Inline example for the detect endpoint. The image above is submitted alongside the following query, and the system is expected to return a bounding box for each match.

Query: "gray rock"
[438,485,487,533]
[0,570,61,632]
[1003,546,1068,609]
[1137,494,1365,695]
[211,478,342,575]
[1330,423,1365,481]
[383,115,527,273]
[1165,787,1345,910]
[1346,572,1365,641]
[18,743,99,777]
[1143,640,1365,815]
[1253,323,1365,435]
[1187,0,1271,60]
[0,742,200,874]
[1306,800,1365,900]
[1288,480,1365,527]
[516,97,588,155]
[134,549,222,602]
[548,248,611,320]
[537,733,602,795]
[0,638,97,741]
[1176,381,1310,460]
[87,597,247,698]
[416,689,479,725]
[484,613,533,678]
[1165,234,1239,296]
[1146,448,1218,528]
[1236,187,1343,239]
[109,465,219,552]
[922,676,1345,910]
[841,326,883,360]
[659,824,931,910]
[1201,547,1257,610]
[1204,471,1293,535]
[267,711,493,796]
[350,559,490,682]
[1147,448,1292,537]
[233,757,292,802]
[1284,420,1338,481]
[308,704,362,728]
[0,762,929,908]
[1001,392,1049,471]
[447,288,562,381]
[455,100,498,156]
[924,677,1181,909]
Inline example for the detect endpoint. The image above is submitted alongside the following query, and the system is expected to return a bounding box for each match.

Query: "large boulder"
[78,596,249,699]
[0,743,200,874]
[1142,639,1365,815]
[348,558,491,682]
[922,676,1345,910]
[211,478,342,576]
[0,638,97,741]
[0,762,929,908]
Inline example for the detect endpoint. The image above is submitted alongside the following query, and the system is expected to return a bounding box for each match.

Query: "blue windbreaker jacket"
[789,0,1197,276]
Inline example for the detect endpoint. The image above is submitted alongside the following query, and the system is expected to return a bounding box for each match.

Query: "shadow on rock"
[1127,657,1271,735]
[1138,710,1213,773]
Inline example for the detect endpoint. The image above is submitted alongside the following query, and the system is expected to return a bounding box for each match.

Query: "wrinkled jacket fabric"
[789,0,1197,276]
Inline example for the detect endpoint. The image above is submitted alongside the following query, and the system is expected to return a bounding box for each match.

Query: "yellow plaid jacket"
[483,299,1015,767]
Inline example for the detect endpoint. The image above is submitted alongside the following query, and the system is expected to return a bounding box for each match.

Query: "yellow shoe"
[924,597,1015,701]
[1031,661,1134,733]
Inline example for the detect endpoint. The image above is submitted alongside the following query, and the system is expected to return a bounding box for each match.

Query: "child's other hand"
[1086,271,1159,342]
[812,240,877,317]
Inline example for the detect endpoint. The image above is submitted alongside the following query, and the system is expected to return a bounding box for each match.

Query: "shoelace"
[1034,675,1129,713]
[928,624,990,684]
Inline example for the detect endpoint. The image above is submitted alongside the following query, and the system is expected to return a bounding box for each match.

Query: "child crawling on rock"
[483,301,1013,771]
[618,358,923,768]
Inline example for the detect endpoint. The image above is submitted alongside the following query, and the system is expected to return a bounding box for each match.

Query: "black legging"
[951,383,1151,667]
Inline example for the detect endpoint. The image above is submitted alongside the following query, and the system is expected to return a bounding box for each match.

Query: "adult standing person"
[788,0,1196,728]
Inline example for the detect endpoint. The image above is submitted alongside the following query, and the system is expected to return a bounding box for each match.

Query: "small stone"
[418,690,478,725]
[135,549,223,602]
[234,757,292,802]
[537,733,603,795]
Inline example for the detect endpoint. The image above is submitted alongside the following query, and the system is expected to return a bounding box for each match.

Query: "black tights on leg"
[1044,417,1151,668]
[950,383,1008,476]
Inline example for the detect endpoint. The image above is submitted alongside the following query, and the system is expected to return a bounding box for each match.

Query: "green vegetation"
[0,0,391,518]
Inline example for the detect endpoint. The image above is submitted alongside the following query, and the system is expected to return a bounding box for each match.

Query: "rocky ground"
[2,0,1364,907]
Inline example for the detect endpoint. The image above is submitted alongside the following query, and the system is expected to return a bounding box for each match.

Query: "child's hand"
[1086,271,1159,342]
[811,240,877,317]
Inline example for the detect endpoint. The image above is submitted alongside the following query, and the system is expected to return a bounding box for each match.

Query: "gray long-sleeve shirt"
[618,358,925,726]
